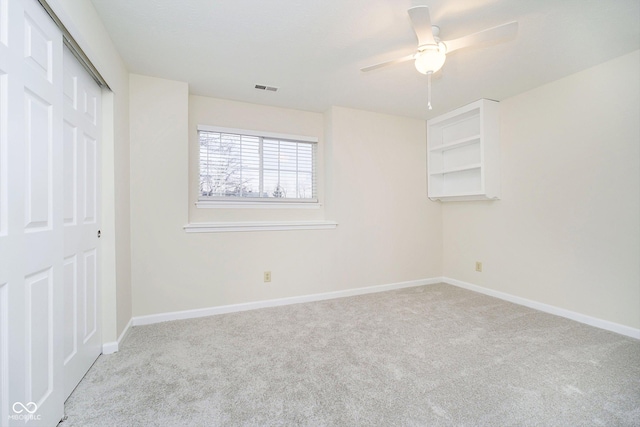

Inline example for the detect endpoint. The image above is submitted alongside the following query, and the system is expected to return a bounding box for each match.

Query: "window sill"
[196,200,321,209]
[184,220,338,233]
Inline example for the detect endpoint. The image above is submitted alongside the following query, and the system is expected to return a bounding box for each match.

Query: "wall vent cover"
[255,84,278,92]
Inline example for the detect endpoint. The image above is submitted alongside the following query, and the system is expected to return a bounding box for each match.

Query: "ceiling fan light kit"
[361,5,518,112]
[414,42,446,74]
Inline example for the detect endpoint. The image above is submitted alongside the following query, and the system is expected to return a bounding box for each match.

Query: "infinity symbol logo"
[12,401,38,414]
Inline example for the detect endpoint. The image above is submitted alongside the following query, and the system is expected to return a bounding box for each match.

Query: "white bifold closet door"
[61,42,102,400]
[0,0,101,425]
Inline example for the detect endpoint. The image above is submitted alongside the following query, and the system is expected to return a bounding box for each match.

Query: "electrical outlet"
[475,262,483,272]
[264,271,271,282]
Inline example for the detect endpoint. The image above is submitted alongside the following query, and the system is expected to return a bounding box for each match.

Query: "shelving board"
[427,99,500,201]
[429,135,481,153]
[429,163,482,175]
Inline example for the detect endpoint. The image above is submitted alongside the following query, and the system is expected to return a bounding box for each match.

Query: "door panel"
[0,282,8,427]
[62,44,101,400]
[23,14,53,83]
[62,121,77,225]
[0,1,17,424]
[82,135,96,224]
[63,255,77,365]
[83,249,97,342]
[0,0,89,425]
[0,2,8,419]
[19,1,65,424]
[25,268,54,405]
[24,90,52,231]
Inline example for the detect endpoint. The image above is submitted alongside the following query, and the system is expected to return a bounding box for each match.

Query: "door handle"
[97,230,101,238]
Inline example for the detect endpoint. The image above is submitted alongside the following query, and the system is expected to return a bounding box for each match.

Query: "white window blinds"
[198,127,317,202]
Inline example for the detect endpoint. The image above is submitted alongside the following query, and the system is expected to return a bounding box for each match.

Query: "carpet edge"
[443,276,640,340]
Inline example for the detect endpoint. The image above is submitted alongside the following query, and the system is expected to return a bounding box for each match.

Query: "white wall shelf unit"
[427,99,500,201]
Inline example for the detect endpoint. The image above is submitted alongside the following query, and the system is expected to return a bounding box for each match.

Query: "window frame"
[196,125,319,208]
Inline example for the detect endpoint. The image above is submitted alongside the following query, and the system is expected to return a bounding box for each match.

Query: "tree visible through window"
[199,129,317,201]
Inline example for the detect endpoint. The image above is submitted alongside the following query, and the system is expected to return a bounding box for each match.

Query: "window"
[198,126,317,203]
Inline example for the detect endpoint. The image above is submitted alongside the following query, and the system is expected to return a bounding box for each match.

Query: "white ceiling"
[90,0,640,120]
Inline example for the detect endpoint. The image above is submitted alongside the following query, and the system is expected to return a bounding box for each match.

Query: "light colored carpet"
[61,283,640,426]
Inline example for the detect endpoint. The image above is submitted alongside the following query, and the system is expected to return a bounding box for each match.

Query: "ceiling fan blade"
[444,21,518,54]
[408,6,436,47]
[360,54,415,72]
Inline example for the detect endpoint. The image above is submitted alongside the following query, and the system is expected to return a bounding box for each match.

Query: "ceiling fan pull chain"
[427,71,433,110]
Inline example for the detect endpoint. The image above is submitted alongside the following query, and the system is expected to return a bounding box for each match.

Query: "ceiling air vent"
[255,84,278,92]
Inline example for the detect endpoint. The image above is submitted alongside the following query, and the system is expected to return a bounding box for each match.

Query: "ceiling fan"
[361,5,518,109]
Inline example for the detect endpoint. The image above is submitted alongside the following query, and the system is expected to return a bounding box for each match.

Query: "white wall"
[442,51,640,329]
[326,106,442,288]
[129,77,442,317]
[129,75,189,316]
[51,0,131,342]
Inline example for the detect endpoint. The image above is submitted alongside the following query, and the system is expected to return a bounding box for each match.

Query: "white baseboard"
[132,277,441,327]
[442,277,640,340]
[125,276,638,341]
[102,317,133,354]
